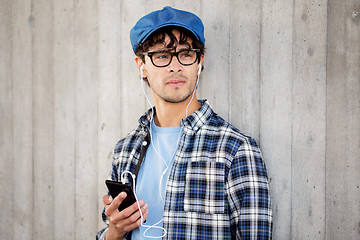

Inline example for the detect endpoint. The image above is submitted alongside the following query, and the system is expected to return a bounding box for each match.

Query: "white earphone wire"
[134,62,201,238]
[185,64,201,118]
[121,171,167,238]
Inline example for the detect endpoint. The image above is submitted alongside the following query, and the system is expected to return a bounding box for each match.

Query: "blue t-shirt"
[132,120,182,239]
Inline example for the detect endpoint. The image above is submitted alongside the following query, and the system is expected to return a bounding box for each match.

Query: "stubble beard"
[162,91,193,103]
[150,75,196,104]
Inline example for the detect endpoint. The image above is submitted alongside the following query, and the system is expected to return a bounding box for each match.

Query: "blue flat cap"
[130,6,205,53]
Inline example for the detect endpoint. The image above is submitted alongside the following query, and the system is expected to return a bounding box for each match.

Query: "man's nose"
[168,55,183,72]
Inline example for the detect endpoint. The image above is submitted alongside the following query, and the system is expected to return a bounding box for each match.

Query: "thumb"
[103,195,113,205]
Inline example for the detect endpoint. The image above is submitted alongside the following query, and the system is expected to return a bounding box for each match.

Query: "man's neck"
[153,98,201,127]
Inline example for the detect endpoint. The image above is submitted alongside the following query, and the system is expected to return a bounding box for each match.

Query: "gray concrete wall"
[0,0,359,239]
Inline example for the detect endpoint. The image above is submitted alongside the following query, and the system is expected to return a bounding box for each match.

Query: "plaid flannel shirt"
[97,100,272,239]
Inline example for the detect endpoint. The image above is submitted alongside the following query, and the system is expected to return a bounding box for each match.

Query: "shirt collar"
[138,99,213,133]
[180,99,213,133]
[138,107,155,128]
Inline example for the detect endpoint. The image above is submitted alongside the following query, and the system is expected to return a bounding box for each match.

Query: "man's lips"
[167,79,186,86]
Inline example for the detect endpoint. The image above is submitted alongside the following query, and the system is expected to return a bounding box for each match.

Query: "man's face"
[139,29,204,104]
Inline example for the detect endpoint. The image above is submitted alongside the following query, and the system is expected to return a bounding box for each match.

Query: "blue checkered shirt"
[96,100,272,239]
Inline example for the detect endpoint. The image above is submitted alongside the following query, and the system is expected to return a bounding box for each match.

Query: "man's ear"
[135,56,146,76]
[199,54,204,66]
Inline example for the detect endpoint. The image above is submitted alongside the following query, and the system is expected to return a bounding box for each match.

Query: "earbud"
[197,64,202,76]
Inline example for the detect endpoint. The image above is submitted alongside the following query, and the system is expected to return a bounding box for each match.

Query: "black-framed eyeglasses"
[143,49,201,67]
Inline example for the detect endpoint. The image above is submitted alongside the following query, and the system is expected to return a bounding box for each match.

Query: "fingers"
[120,200,144,218]
[120,202,149,232]
[105,192,127,216]
[103,192,149,234]
[102,194,113,205]
[103,192,148,220]
[102,192,149,238]
[113,201,148,226]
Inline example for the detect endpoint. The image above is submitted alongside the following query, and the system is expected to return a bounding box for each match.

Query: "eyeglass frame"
[142,48,201,67]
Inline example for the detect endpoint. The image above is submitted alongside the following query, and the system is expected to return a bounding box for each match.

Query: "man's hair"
[136,27,205,83]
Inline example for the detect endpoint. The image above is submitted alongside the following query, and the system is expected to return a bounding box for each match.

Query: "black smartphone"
[105,180,137,212]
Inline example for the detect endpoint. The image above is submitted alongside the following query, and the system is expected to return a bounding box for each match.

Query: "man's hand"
[103,192,149,240]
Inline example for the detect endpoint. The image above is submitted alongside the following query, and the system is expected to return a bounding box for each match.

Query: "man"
[97,6,272,240]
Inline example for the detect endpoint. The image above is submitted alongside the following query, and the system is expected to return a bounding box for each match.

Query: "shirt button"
[142,141,148,146]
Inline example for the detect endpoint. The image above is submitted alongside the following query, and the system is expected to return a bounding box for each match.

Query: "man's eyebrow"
[150,46,191,52]
[150,48,171,53]
[177,47,191,51]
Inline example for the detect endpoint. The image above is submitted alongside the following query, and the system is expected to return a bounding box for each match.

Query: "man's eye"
[179,51,193,58]
[154,53,169,59]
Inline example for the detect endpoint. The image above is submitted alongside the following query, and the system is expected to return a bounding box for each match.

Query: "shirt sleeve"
[226,137,273,239]
[96,225,108,240]
[96,197,132,240]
